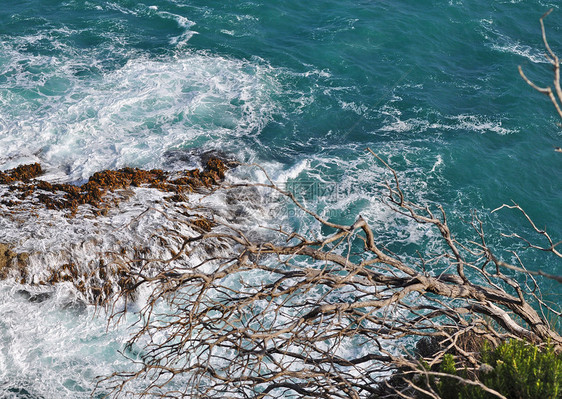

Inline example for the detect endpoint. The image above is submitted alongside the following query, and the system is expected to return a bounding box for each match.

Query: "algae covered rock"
[0,243,28,282]
[0,243,16,277]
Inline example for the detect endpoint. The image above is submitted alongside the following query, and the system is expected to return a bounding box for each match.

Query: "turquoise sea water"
[0,1,561,397]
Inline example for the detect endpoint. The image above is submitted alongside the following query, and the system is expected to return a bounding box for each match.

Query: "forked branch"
[519,9,562,122]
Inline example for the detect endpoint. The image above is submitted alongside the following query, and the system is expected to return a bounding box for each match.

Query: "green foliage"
[437,354,464,399]
[423,340,562,399]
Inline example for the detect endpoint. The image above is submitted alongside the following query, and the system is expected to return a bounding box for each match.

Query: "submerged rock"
[15,289,52,303]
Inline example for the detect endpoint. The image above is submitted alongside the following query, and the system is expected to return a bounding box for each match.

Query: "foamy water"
[0,45,280,180]
[0,281,127,398]
[1,0,561,397]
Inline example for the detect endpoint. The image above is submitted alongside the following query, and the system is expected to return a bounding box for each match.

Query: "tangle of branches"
[94,149,560,399]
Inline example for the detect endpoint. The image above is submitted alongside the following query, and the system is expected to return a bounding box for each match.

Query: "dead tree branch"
[95,151,562,399]
[519,8,562,136]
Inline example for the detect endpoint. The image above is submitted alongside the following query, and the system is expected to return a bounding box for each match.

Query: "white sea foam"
[104,2,140,16]
[490,41,547,63]
[0,43,281,180]
[339,100,368,115]
[479,19,548,64]
[0,32,441,258]
[0,187,176,283]
[272,159,310,184]
[430,154,444,173]
[155,10,198,45]
[378,105,516,136]
[158,11,195,29]
[449,114,514,135]
[0,277,204,398]
[0,281,129,398]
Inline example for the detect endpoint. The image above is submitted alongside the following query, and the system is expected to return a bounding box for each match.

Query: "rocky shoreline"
[0,158,228,215]
[0,157,230,304]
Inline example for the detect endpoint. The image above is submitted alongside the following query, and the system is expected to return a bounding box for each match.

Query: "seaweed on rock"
[0,157,229,304]
[0,157,228,215]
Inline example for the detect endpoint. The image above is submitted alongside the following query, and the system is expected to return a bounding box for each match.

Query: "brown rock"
[0,157,230,216]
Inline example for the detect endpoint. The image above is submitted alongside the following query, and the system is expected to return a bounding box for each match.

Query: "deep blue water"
[0,1,560,397]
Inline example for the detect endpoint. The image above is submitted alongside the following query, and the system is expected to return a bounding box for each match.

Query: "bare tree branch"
[93,152,562,399]
[519,9,562,132]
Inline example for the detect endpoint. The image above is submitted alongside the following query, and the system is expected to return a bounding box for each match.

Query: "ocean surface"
[0,0,561,397]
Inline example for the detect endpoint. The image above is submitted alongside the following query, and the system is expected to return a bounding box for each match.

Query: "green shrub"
[424,339,562,399]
